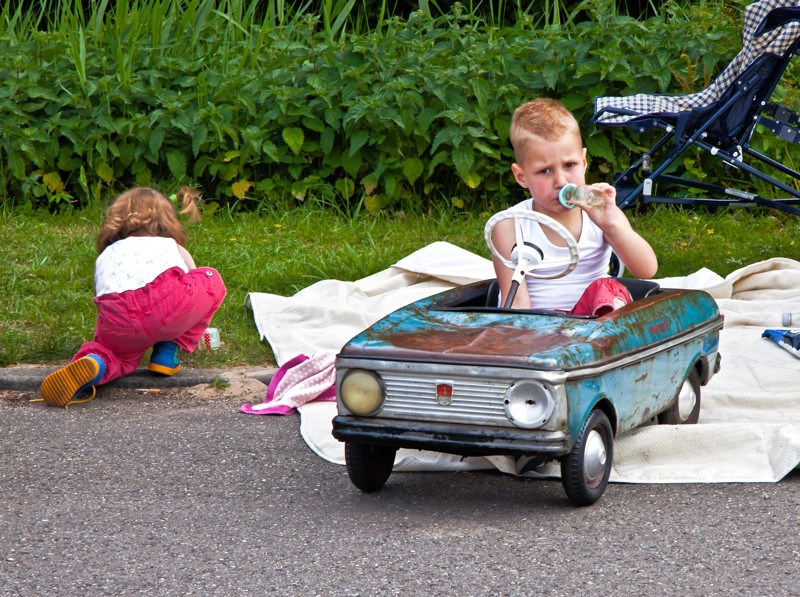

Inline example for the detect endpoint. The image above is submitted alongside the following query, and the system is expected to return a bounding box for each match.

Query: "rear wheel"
[658,368,701,425]
[345,442,397,492]
[561,409,613,507]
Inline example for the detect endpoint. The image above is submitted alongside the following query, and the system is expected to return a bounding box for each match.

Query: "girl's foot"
[40,355,106,407]
[148,341,181,376]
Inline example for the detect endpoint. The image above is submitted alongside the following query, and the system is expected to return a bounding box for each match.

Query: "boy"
[490,98,658,315]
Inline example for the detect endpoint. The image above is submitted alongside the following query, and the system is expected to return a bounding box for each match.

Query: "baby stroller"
[592,0,800,216]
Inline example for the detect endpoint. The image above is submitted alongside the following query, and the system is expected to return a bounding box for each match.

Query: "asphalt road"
[2,379,799,596]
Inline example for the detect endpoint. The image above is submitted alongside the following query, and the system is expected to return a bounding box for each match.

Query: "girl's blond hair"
[96,186,202,254]
[510,98,583,163]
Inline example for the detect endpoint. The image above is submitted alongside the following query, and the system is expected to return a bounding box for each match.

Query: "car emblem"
[436,383,453,405]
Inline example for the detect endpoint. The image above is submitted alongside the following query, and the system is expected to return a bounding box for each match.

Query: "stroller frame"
[592,1,800,216]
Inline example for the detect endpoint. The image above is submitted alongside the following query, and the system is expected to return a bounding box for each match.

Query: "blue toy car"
[332,209,723,506]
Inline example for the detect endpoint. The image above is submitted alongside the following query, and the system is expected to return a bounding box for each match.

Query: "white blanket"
[246,243,800,483]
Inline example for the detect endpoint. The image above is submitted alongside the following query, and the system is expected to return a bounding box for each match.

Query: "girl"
[39,187,226,407]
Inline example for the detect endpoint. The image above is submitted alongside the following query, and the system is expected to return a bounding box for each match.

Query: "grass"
[2,201,799,369]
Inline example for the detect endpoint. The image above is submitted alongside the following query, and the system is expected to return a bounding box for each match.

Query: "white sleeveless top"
[507,198,612,310]
[94,236,188,297]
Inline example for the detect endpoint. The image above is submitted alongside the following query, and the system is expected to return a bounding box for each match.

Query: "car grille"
[378,371,514,427]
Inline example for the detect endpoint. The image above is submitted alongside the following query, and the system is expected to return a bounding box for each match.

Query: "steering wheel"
[484,209,579,279]
[484,209,579,307]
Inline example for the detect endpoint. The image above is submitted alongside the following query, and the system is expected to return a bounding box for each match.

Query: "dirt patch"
[0,390,35,408]
[184,376,268,402]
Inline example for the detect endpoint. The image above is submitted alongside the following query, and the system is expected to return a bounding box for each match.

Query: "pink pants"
[570,278,632,317]
[73,266,226,385]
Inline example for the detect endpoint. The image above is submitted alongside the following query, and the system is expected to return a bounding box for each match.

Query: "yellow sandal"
[36,355,105,408]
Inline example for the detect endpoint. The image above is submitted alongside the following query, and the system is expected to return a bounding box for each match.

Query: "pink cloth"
[240,352,337,416]
[74,266,226,384]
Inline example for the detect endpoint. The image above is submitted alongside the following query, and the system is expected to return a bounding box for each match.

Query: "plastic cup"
[200,327,221,350]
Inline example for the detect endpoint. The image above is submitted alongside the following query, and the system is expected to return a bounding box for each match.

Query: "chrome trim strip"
[336,358,567,385]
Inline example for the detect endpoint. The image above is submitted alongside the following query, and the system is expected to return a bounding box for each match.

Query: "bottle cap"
[558,183,578,209]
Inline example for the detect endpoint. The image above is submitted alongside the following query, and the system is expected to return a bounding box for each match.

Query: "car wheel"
[658,368,701,425]
[345,442,397,492]
[560,409,613,507]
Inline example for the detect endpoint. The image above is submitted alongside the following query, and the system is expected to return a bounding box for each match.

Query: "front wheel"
[345,442,397,493]
[658,368,701,425]
[561,409,613,507]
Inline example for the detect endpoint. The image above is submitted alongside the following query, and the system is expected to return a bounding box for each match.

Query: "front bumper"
[332,415,571,458]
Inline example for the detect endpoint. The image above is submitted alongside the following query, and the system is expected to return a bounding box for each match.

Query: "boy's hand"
[575,183,619,226]
[578,183,658,279]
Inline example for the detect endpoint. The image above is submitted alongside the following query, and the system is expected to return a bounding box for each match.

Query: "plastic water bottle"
[559,183,605,209]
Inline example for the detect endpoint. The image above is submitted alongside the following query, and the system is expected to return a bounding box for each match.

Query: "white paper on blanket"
[250,246,800,483]
[246,241,494,366]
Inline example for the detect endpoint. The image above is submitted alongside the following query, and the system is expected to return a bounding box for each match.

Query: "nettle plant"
[2,0,793,212]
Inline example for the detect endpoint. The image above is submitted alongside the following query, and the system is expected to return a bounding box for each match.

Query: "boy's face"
[511,132,587,215]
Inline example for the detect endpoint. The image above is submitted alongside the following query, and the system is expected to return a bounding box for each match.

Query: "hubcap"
[677,378,697,420]
[583,429,607,485]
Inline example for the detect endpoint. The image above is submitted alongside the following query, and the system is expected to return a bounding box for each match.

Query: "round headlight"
[503,381,555,429]
[340,369,384,415]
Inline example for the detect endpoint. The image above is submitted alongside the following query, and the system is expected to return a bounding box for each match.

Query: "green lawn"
[2,203,799,368]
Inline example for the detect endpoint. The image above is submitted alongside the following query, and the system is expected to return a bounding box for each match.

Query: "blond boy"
[491,98,657,313]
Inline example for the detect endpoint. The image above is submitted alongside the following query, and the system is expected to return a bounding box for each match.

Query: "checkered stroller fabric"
[591,0,800,215]
[594,0,800,128]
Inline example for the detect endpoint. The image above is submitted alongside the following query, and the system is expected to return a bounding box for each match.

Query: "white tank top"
[94,236,188,297]
[508,198,612,310]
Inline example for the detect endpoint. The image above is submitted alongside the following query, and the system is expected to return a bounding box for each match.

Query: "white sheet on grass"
[246,243,800,483]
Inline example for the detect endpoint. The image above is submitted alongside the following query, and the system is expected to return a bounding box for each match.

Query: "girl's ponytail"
[173,187,202,224]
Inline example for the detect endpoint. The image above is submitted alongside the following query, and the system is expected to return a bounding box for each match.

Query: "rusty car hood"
[337,281,723,371]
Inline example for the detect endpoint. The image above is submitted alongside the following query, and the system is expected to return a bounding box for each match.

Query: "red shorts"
[570,278,632,317]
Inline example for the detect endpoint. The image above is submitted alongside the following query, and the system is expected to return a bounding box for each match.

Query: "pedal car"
[332,209,723,506]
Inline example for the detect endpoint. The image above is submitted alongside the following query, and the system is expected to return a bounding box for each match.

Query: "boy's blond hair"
[510,98,583,163]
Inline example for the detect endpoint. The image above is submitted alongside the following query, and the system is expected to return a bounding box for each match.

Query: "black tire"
[561,409,613,507]
[344,442,397,493]
[658,368,701,425]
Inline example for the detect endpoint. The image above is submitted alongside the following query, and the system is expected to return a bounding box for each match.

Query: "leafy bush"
[4,0,792,213]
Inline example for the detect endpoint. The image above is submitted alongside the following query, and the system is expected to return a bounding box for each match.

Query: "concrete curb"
[0,365,277,393]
